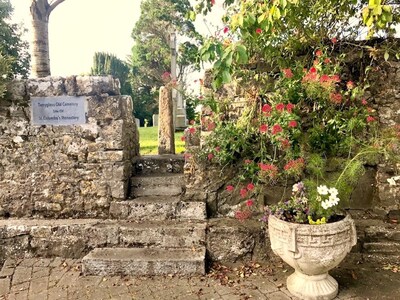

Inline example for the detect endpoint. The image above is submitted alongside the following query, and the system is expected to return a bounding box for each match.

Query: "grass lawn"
[138,126,185,155]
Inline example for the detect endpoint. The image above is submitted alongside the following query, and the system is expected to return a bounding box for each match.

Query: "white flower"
[328,187,339,197]
[317,185,329,195]
[321,200,330,210]
[328,194,340,206]
[292,184,299,192]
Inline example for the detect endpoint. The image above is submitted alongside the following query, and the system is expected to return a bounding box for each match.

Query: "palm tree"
[30,0,65,78]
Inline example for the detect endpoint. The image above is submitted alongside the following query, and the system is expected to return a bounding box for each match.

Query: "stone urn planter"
[268,214,357,300]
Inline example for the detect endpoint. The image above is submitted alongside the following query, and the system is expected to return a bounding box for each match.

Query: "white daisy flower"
[317,185,329,195]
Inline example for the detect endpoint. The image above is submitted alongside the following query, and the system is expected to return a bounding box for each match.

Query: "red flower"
[188,127,196,134]
[284,158,305,173]
[207,121,216,131]
[240,188,247,198]
[223,27,229,34]
[246,199,254,207]
[286,103,295,113]
[310,67,317,73]
[184,153,192,159]
[346,81,355,89]
[320,74,330,83]
[210,0,215,5]
[262,104,272,114]
[283,68,294,78]
[189,120,195,125]
[276,103,285,112]
[330,93,342,104]
[162,71,171,80]
[361,99,368,106]
[215,146,221,152]
[256,28,263,34]
[315,50,323,57]
[235,210,251,221]
[247,183,255,191]
[272,124,283,135]
[258,163,278,178]
[367,116,376,123]
[331,37,338,44]
[245,159,252,164]
[324,58,331,64]
[288,120,298,128]
[330,74,340,82]
[259,124,268,133]
[226,185,234,192]
[180,136,186,141]
[280,139,290,149]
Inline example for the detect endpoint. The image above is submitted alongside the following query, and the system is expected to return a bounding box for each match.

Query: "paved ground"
[0,257,399,300]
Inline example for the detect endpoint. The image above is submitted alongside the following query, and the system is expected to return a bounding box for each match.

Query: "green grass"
[139,126,185,155]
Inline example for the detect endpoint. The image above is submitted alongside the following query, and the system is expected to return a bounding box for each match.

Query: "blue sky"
[11,0,224,77]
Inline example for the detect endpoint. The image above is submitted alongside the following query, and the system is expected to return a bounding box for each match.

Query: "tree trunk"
[30,0,65,78]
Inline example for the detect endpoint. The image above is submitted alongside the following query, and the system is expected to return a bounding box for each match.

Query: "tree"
[30,0,65,78]
[90,52,131,95]
[196,0,400,88]
[0,0,30,78]
[129,0,201,125]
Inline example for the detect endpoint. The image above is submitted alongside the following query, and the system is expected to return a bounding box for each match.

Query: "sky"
[11,0,225,77]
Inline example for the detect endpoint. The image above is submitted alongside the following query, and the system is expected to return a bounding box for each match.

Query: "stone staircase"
[81,154,207,276]
[0,154,207,277]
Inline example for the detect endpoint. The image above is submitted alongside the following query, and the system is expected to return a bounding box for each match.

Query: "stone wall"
[0,76,139,218]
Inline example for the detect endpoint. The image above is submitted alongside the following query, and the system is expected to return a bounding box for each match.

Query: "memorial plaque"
[31,96,88,126]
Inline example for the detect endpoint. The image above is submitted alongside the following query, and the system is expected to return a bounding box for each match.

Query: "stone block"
[131,174,184,197]
[206,218,269,263]
[177,201,207,220]
[75,76,120,96]
[6,79,27,101]
[27,76,65,97]
[118,221,206,248]
[82,247,206,276]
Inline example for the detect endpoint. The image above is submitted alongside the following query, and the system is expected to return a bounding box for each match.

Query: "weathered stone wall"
[0,76,139,218]
[185,59,400,221]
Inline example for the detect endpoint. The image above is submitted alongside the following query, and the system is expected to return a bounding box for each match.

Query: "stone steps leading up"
[82,247,206,276]
[109,198,206,221]
[130,173,184,198]
[0,219,206,260]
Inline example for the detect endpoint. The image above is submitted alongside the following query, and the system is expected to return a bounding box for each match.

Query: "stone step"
[131,174,184,197]
[0,219,206,260]
[82,247,206,276]
[363,241,400,254]
[110,198,206,221]
[133,154,185,175]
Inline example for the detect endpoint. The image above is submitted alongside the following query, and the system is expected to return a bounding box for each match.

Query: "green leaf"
[258,12,267,24]
[373,5,382,16]
[225,52,233,67]
[362,7,370,23]
[188,11,196,21]
[235,44,248,64]
[384,51,389,61]
[274,7,281,19]
[221,70,232,84]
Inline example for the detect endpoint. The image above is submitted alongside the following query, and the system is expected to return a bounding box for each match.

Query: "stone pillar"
[158,86,175,154]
